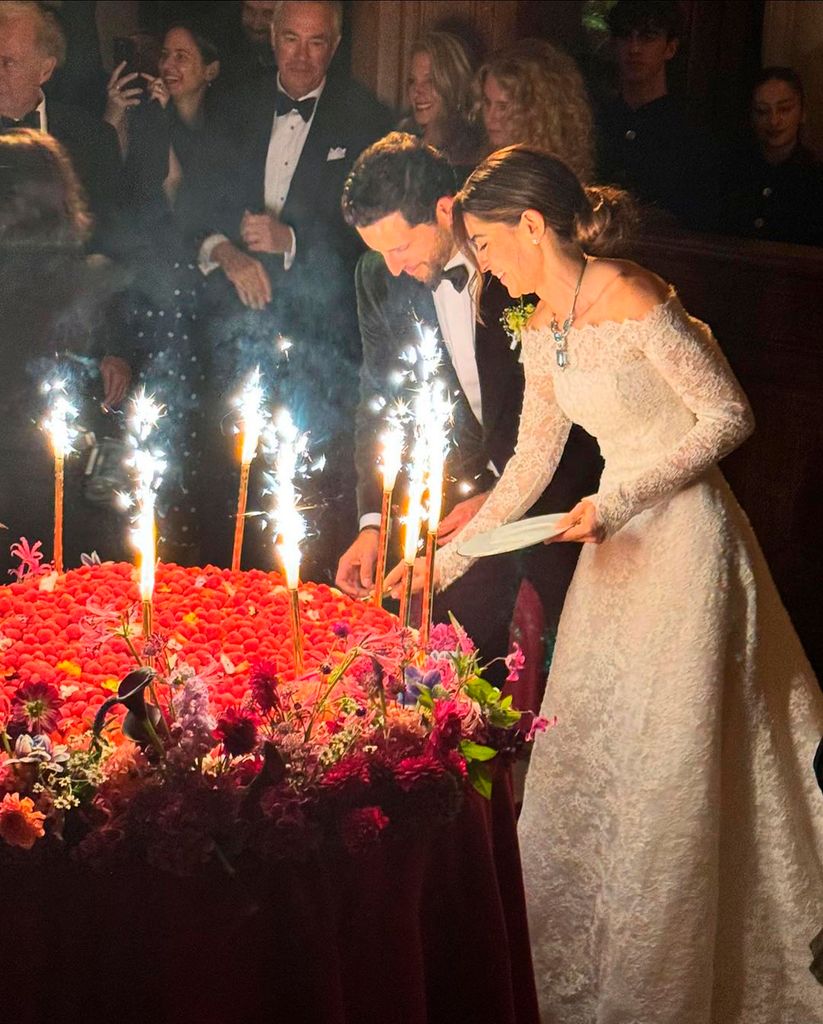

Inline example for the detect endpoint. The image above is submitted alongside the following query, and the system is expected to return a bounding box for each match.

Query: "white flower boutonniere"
[500,299,536,351]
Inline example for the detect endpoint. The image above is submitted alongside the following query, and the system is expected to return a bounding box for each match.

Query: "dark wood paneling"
[630,231,823,673]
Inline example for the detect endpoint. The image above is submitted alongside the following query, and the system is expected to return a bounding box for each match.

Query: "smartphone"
[112,36,147,96]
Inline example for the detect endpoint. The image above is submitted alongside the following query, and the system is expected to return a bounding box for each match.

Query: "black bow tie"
[275,91,317,122]
[0,109,41,131]
[439,264,470,293]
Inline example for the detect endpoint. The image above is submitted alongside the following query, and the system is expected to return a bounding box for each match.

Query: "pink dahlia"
[8,681,62,738]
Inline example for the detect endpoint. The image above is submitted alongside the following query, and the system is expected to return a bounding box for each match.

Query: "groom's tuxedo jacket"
[354,250,602,526]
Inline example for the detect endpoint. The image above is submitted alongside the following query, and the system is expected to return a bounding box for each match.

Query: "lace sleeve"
[594,302,754,537]
[437,331,572,590]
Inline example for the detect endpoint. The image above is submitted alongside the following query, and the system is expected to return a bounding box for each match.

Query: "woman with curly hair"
[399,30,483,173]
[477,39,595,182]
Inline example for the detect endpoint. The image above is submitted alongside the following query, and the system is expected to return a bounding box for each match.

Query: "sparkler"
[420,381,450,644]
[126,390,166,661]
[41,382,78,575]
[270,409,307,676]
[231,368,265,572]
[373,414,404,608]
[399,393,428,628]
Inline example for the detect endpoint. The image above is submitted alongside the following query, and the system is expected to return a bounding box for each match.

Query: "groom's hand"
[335,528,379,598]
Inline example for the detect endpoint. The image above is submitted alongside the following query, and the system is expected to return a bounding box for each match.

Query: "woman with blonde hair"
[400,30,482,171]
[477,39,595,182]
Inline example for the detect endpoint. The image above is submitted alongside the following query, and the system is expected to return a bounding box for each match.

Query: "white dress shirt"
[199,75,325,274]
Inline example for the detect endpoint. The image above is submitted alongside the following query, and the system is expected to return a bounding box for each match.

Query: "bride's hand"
[546,500,603,544]
[383,556,433,599]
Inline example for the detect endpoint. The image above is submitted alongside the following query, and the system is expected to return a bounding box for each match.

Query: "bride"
[386,145,823,1023]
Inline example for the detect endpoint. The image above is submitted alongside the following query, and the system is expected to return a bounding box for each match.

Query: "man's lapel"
[282,85,337,216]
[476,275,525,444]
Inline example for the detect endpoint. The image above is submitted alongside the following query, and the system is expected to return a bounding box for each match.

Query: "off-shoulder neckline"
[523,286,680,338]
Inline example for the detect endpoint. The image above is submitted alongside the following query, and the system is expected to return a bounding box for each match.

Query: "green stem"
[302,650,358,743]
[142,713,166,759]
[0,729,12,756]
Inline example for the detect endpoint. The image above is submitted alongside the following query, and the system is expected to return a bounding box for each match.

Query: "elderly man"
[336,134,602,672]
[0,1,121,253]
[196,0,392,579]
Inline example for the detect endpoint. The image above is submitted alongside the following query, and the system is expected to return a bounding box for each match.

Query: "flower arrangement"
[0,560,547,875]
[500,298,537,351]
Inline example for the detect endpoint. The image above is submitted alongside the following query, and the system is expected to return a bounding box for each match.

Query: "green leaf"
[468,761,493,799]
[416,688,434,711]
[459,740,498,762]
[465,677,496,704]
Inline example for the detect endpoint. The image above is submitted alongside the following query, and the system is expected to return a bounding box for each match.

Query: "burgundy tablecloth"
[8,772,539,1024]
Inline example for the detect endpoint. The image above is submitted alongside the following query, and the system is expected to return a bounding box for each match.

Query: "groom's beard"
[414,226,457,289]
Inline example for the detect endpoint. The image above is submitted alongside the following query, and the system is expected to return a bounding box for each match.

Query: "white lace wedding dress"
[437,292,823,1023]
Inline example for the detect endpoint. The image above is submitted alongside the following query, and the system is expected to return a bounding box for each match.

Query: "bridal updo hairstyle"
[452,145,635,258]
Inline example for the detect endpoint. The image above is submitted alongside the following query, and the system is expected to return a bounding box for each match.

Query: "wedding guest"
[0,130,131,577]
[720,67,823,246]
[595,0,721,229]
[398,31,483,175]
[105,23,222,564]
[194,0,392,580]
[476,38,595,183]
[389,142,823,1023]
[0,1,122,254]
[336,132,601,672]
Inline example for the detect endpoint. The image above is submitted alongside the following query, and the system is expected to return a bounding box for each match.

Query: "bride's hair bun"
[573,185,636,255]
[452,146,637,260]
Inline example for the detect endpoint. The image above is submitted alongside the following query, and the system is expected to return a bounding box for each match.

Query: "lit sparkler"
[125,390,166,657]
[420,381,450,643]
[399,392,428,627]
[231,367,265,572]
[41,381,78,575]
[270,409,308,676]
[373,412,404,608]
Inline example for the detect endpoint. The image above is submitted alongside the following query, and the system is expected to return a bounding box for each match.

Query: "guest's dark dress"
[0,252,129,579]
[720,142,823,247]
[119,99,212,564]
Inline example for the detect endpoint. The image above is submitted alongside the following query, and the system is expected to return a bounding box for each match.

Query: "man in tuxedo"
[336,133,602,668]
[195,0,392,579]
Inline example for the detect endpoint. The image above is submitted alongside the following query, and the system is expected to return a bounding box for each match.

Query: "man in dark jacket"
[336,134,602,668]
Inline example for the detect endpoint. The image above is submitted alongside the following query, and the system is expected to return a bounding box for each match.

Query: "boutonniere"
[500,298,536,351]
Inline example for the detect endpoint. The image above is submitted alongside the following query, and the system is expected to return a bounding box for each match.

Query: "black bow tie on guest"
[439,264,470,293]
[274,91,317,122]
[0,109,41,131]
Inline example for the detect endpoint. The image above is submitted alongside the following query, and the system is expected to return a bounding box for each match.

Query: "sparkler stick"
[231,368,264,572]
[399,402,426,628]
[126,390,165,666]
[373,418,404,608]
[420,382,449,644]
[271,409,307,676]
[41,385,77,575]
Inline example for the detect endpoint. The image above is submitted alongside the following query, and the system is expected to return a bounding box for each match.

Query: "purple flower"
[170,674,216,762]
[331,621,351,639]
[249,659,280,713]
[214,707,259,757]
[8,681,62,737]
[400,666,442,704]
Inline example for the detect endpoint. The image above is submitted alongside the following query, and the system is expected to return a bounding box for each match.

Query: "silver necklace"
[549,255,588,369]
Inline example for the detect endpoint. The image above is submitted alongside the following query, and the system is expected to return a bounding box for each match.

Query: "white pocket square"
[326,146,347,161]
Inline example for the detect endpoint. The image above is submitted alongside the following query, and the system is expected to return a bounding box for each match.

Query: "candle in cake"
[127,390,166,655]
[271,409,307,676]
[373,415,404,608]
[41,382,77,575]
[231,367,265,572]
[420,381,449,644]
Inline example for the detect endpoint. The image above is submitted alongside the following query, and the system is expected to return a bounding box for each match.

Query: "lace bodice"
[437,293,754,590]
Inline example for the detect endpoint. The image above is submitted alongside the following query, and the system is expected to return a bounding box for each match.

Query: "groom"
[336,133,602,667]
